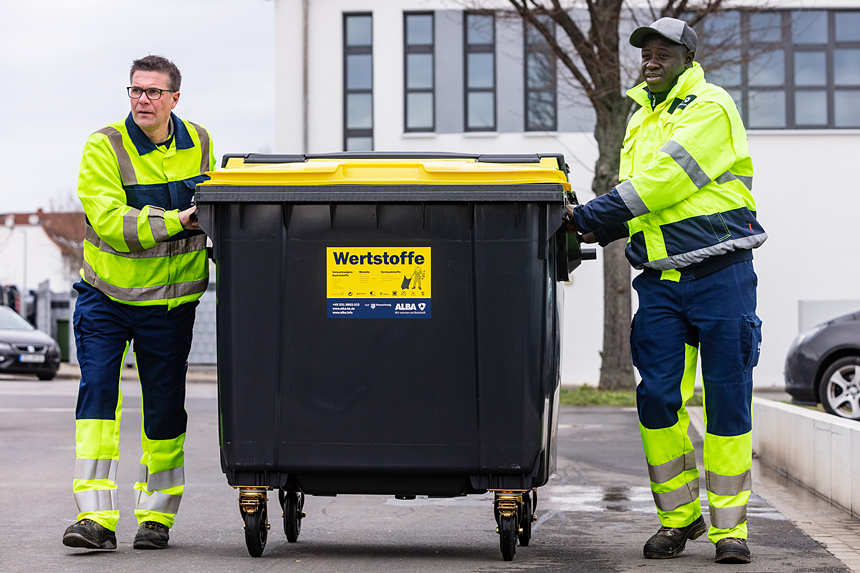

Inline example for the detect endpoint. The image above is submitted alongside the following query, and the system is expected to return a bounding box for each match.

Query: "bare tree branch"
[548,0,602,81]
[509,0,596,96]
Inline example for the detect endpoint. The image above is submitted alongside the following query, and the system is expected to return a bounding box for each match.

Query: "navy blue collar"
[125,112,195,155]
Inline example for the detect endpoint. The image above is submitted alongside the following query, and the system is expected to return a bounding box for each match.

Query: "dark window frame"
[404,11,436,133]
[711,8,860,129]
[523,15,557,131]
[464,10,497,132]
[343,12,374,151]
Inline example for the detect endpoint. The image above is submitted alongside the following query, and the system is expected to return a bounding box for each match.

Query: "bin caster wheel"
[518,492,532,547]
[499,514,517,561]
[283,491,305,543]
[242,502,268,557]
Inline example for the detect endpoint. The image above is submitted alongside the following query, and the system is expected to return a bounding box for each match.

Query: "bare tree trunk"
[599,240,633,389]
[592,96,636,390]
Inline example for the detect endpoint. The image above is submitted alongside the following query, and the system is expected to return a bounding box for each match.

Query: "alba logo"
[395,303,417,311]
[418,303,426,310]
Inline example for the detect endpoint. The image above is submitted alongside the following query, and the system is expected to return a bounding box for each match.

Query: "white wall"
[752,397,860,515]
[274,0,305,153]
[749,130,860,386]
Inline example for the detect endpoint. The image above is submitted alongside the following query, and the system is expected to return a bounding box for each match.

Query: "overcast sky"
[0,0,275,214]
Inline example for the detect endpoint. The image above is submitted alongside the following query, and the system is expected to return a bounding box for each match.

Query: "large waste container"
[195,152,585,561]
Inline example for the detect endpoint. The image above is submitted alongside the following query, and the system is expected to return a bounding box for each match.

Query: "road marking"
[0,408,74,412]
[0,408,141,412]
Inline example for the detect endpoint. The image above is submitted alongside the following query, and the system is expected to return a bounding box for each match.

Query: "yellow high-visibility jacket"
[77,112,215,309]
[575,63,767,281]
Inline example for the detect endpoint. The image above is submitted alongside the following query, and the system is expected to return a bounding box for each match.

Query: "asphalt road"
[0,375,849,572]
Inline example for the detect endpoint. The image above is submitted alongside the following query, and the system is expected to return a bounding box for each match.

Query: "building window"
[404,12,435,132]
[696,9,860,129]
[524,15,557,131]
[697,11,743,117]
[464,11,496,131]
[746,11,787,128]
[344,13,373,151]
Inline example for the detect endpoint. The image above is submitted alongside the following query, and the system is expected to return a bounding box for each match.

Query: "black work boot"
[62,519,117,550]
[715,537,751,564]
[643,515,707,558]
[133,521,170,549]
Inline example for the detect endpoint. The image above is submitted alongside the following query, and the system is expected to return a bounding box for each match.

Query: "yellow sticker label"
[326,247,431,318]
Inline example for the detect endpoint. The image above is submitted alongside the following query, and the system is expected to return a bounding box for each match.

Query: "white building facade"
[273,0,860,387]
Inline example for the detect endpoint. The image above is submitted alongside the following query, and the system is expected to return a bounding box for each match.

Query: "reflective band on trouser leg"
[74,422,122,530]
[135,451,184,526]
[640,343,702,528]
[72,340,128,531]
[704,429,753,543]
[134,433,187,528]
[73,455,120,527]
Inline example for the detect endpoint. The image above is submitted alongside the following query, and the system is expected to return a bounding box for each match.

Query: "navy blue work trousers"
[632,260,761,437]
[73,280,197,440]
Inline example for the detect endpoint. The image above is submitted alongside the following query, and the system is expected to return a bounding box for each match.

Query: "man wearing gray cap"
[564,17,765,564]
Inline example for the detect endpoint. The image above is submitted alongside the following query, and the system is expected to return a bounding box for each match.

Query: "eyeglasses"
[127,86,175,100]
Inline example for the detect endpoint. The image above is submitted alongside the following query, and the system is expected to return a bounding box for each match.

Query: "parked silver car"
[0,306,61,380]
[785,310,860,420]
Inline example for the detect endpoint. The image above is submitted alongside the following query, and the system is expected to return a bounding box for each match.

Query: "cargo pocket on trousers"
[630,316,640,369]
[741,314,762,369]
[72,312,86,367]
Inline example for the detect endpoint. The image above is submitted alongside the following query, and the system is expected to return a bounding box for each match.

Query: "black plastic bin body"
[196,152,579,497]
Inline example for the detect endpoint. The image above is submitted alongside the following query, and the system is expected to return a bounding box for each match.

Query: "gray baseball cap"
[630,17,698,53]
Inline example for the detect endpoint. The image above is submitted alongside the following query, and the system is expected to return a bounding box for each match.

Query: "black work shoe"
[62,519,117,550]
[133,521,170,550]
[643,515,707,559]
[715,537,751,564]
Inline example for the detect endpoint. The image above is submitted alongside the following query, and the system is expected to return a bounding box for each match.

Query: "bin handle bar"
[222,152,562,169]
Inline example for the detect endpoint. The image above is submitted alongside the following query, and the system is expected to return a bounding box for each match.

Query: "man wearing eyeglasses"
[62,55,214,552]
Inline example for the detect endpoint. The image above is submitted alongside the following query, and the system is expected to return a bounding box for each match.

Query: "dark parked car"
[785,310,860,420]
[0,306,61,380]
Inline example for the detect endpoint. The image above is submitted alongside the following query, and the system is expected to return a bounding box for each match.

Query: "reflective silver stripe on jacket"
[138,464,185,492]
[135,490,182,515]
[660,140,711,189]
[83,260,209,302]
[652,478,699,512]
[706,469,752,497]
[95,126,138,186]
[187,121,211,174]
[648,451,697,485]
[640,233,768,271]
[75,488,119,513]
[86,225,206,259]
[616,179,650,217]
[710,504,747,530]
[147,206,170,243]
[74,458,118,482]
[123,208,144,251]
[120,207,171,252]
[715,171,753,191]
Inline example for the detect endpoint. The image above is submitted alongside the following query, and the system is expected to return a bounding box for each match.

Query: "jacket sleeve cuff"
[572,188,635,234]
[164,210,184,237]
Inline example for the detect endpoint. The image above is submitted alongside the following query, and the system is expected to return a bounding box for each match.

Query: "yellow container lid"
[201,153,571,191]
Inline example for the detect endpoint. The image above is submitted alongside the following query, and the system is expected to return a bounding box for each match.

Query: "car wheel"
[37,372,56,381]
[819,356,860,420]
